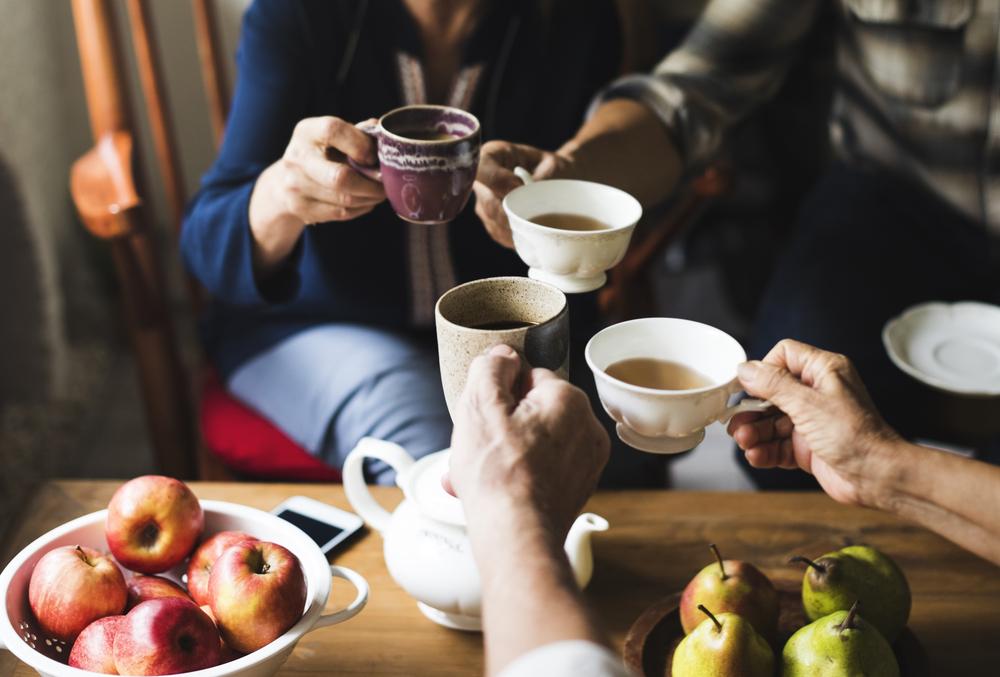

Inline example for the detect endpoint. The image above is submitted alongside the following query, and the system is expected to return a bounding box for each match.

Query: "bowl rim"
[502,179,642,237]
[0,500,332,677]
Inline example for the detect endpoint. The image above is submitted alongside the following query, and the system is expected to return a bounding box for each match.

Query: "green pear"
[672,605,774,677]
[791,545,910,641]
[782,602,900,677]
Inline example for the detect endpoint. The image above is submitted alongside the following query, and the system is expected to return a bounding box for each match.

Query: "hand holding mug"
[449,345,610,536]
[473,140,574,248]
[729,339,901,507]
[249,116,386,271]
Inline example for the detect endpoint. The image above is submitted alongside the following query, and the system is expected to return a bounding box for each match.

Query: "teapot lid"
[399,450,466,527]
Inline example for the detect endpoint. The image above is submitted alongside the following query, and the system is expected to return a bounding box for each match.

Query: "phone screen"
[275,509,344,547]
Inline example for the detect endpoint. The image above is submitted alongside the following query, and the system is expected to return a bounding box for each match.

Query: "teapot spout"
[564,513,609,589]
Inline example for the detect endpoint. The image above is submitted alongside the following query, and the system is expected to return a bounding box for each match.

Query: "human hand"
[448,345,609,538]
[728,339,902,507]
[249,117,386,271]
[473,141,574,248]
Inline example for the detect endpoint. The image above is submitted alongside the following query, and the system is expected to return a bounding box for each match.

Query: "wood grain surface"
[2,482,998,675]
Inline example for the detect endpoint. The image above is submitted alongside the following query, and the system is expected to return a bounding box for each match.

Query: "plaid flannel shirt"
[603,0,1000,234]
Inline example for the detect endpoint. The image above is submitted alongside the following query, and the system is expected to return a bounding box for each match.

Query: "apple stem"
[838,601,860,634]
[709,543,727,580]
[75,545,91,566]
[789,555,825,573]
[697,604,723,633]
[262,562,270,574]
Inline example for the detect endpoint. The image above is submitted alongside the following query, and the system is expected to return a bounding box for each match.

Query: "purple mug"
[351,105,481,225]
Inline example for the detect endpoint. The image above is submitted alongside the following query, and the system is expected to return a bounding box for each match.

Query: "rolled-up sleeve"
[594,0,822,169]
[498,641,633,677]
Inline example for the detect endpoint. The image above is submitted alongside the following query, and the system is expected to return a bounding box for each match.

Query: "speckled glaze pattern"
[435,277,569,417]
[356,106,480,225]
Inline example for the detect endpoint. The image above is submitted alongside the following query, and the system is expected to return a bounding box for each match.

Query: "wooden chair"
[69,0,344,482]
[67,0,727,480]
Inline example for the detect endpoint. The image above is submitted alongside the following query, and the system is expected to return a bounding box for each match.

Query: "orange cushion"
[199,370,342,482]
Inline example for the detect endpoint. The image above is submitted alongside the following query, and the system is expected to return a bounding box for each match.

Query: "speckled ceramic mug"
[351,105,480,224]
[435,277,569,418]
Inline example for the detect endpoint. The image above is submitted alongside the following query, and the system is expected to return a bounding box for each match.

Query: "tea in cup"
[502,169,641,294]
[435,277,569,418]
[585,318,771,453]
[351,105,480,224]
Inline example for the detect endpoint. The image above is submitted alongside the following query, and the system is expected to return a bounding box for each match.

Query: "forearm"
[468,502,607,676]
[871,440,1000,564]
[558,99,681,208]
[248,163,306,277]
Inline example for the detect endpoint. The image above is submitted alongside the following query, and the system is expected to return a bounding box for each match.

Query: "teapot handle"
[343,437,415,534]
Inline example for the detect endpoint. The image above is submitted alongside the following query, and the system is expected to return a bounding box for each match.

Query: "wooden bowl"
[623,581,926,676]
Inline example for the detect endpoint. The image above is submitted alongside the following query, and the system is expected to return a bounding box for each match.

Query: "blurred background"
[0,0,834,544]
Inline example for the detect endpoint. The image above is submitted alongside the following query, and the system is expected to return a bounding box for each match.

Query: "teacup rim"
[584,317,746,397]
[502,179,642,237]
[378,104,481,146]
[434,276,568,332]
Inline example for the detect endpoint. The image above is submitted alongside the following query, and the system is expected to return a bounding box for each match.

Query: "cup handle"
[718,398,772,424]
[310,565,370,631]
[346,120,382,182]
[513,166,534,185]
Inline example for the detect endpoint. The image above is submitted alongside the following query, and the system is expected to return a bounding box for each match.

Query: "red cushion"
[199,370,342,482]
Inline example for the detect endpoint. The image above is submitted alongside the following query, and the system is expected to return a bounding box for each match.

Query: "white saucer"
[883,301,1000,397]
[417,602,482,632]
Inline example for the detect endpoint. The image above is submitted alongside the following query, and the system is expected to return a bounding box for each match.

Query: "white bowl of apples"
[0,476,369,676]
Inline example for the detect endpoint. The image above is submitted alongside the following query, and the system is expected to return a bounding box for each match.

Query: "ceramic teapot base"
[417,602,482,632]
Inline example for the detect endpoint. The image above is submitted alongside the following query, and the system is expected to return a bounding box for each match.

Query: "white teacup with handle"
[502,167,641,293]
[585,318,771,453]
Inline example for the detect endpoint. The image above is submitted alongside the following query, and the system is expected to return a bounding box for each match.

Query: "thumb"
[737,360,818,422]
[465,344,523,417]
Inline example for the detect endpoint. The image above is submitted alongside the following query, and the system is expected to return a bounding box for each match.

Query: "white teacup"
[502,167,641,293]
[585,318,771,453]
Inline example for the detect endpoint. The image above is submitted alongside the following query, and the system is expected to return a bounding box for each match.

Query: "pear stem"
[709,543,727,580]
[838,601,860,634]
[789,555,825,573]
[697,604,723,633]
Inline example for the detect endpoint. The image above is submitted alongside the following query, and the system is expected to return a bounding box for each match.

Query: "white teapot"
[343,437,609,631]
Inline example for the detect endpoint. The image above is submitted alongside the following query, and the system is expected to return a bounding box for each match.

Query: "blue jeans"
[228,319,668,488]
[742,162,1000,489]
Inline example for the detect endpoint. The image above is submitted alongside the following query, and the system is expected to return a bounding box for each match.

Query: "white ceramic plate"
[883,301,1000,396]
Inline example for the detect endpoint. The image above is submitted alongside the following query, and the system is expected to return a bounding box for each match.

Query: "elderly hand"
[473,141,574,248]
[448,345,609,536]
[728,339,902,507]
[249,116,386,272]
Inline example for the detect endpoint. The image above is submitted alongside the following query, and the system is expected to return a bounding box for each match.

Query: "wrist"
[860,435,916,513]
[249,165,306,271]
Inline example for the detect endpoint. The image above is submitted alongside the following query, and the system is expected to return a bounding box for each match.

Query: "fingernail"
[488,344,517,358]
[737,361,760,380]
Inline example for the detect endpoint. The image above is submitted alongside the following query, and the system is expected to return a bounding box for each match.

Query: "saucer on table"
[883,301,1000,397]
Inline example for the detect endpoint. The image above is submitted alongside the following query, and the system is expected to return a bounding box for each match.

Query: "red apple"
[28,545,127,641]
[105,475,204,574]
[185,531,258,606]
[69,615,125,674]
[113,597,220,675]
[208,541,307,653]
[200,604,244,664]
[126,575,193,611]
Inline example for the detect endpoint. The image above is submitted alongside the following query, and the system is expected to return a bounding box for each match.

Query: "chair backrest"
[69,0,232,478]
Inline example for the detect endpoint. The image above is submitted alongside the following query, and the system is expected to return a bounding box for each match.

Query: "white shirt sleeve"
[498,640,633,677]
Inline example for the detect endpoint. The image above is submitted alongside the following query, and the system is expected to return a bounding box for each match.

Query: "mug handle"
[343,437,415,534]
[513,166,534,185]
[346,120,382,182]
[718,398,772,424]
[310,565,370,630]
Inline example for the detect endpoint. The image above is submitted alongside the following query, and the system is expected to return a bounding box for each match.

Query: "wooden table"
[2,482,999,675]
